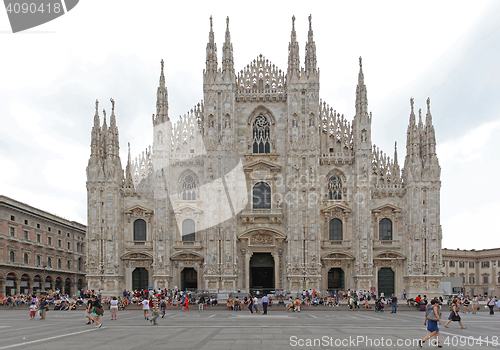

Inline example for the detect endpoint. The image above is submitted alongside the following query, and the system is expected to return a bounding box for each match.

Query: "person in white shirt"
[253,296,260,313]
[142,299,150,319]
[110,296,119,320]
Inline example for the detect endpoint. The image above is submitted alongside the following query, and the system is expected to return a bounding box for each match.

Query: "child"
[150,306,159,325]
[29,302,37,319]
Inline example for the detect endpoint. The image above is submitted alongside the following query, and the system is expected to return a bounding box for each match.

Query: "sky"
[0,0,499,250]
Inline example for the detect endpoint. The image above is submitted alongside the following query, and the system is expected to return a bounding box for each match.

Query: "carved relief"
[251,234,273,245]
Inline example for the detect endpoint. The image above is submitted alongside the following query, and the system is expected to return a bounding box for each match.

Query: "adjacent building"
[0,195,86,297]
[442,248,500,297]
[86,16,442,297]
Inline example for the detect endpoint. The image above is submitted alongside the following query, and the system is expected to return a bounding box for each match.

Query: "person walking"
[149,306,159,325]
[109,296,118,320]
[419,299,442,348]
[142,298,150,319]
[487,296,496,315]
[253,296,260,313]
[88,295,103,329]
[29,302,37,320]
[391,294,398,313]
[85,296,95,324]
[198,295,205,312]
[161,297,167,317]
[183,296,190,311]
[444,298,466,329]
[39,297,48,320]
[261,295,269,315]
[247,297,254,314]
[471,295,479,314]
[403,289,407,300]
[233,297,240,312]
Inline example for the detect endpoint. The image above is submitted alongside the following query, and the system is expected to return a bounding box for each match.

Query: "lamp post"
[42,262,47,293]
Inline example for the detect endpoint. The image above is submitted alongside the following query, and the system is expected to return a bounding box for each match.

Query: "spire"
[155,59,169,125]
[124,142,134,188]
[305,14,317,76]
[93,99,100,127]
[394,141,398,166]
[425,97,437,157]
[205,16,218,77]
[110,98,116,128]
[406,97,415,158]
[355,57,368,120]
[287,15,300,78]
[425,97,432,126]
[222,16,235,80]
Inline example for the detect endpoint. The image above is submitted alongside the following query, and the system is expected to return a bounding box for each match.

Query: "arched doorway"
[250,253,275,295]
[378,268,395,297]
[21,274,30,294]
[181,268,197,291]
[64,278,71,295]
[132,268,149,291]
[33,275,42,293]
[55,277,62,292]
[45,276,53,291]
[327,268,344,292]
[6,273,16,296]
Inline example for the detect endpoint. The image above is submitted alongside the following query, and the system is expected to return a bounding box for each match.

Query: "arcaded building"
[86,16,442,297]
[0,195,86,296]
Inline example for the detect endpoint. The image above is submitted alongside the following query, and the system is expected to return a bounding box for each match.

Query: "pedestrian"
[88,295,103,329]
[29,302,37,320]
[294,297,301,312]
[233,297,240,311]
[403,289,407,300]
[161,297,167,317]
[39,297,48,320]
[142,298,150,319]
[109,296,118,320]
[85,296,94,324]
[444,298,466,329]
[247,297,253,314]
[261,295,269,315]
[150,306,159,325]
[183,296,190,311]
[471,295,479,314]
[419,299,442,348]
[391,294,398,313]
[253,296,260,313]
[198,295,205,312]
[487,296,496,315]
[380,292,385,301]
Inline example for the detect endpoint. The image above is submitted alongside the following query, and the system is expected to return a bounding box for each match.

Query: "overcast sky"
[1,1,499,250]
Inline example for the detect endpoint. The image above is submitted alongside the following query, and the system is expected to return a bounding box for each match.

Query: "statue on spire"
[110,98,115,112]
[359,56,362,68]
[161,59,164,74]
[95,99,99,114]
[308,14,312,29]
[427,97,431,112]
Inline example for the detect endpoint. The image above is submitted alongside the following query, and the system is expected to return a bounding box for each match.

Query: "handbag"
[95,307,104,316]
[426,307,440,321]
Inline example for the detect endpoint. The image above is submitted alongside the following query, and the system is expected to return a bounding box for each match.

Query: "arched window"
[23,253,29,264]
[329,219,343,241]
[58,259,61,269]
[78,258,82,271]
[47,257,52,268]
[379,218,392,241]
[182,175,196,200]
[328,175,342,200]
[182,219,195,242]
[9,251,15,263]
[134,219,146,241]
[252,115,270,154]
[67,261,71,270]
[253,182,271,209]
[36,255,41,266]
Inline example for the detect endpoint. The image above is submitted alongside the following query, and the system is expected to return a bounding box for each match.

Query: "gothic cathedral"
[86,16,442,297]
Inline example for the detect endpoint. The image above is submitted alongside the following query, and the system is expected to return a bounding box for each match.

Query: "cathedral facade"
[86,16,442,297]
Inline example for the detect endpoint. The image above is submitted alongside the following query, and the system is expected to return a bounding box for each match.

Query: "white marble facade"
[86,16,442,297]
